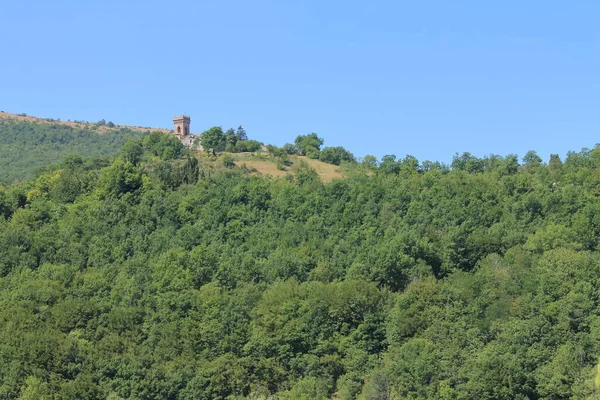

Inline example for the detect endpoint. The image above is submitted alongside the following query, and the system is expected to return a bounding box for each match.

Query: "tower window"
[177,126,181,134]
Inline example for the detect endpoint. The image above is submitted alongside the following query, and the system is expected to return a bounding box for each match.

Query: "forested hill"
[0,113,148,183]
[2,130,600,399]
[0,114,346,184]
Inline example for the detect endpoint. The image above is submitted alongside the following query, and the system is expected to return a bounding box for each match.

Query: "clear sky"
[1,1,599,163]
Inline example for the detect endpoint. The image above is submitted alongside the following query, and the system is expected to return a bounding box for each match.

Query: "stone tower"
[173,115,191,137]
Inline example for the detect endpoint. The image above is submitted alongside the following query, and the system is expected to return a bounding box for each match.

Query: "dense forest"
[0,119,144,183]
[2,119,600,399]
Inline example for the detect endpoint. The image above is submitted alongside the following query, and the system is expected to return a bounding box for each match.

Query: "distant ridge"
[0,111,345,183]
[0,111,170,134]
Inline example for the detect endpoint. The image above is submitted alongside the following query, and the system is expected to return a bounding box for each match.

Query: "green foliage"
[379,154,400,174]
[523,150,543,167]
[215,125,260,153]
[236,125,248,141]
[225,128,238,152]
[142,131,185,160]
[319,146,356,165]
[451,151,485,173]
[154,157,199,189]
[361,155,378,170]
[120,139,143,165]
[294,133,324,157]
[0,120,144,183]
[98,160,145,197]
[18,376,50,400]
[282,143,299,155]
[2,136,600,398]
[222,155,236,168]
[201,126,226,155]
[233,139,262,153]
[279,377,330,400]
[267,144,287,158]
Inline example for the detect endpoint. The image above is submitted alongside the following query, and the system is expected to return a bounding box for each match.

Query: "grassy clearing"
[0,111,346,182]
[197,152,345,183]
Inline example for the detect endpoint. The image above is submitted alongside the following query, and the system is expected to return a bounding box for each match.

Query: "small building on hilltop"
[172,115,200,147]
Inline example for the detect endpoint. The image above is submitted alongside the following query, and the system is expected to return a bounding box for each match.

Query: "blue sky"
[1,1,599,163]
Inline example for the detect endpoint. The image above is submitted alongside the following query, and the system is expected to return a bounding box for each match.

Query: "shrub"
[222,155,235,168]
[294,133,323,156]
[235,140,262,153]
[319,146,356,165]
[283,143,299,155]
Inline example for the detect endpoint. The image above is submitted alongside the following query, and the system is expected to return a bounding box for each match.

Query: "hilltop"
[0,111,170,134]
[0,112,345,184]
[0,113,148,183]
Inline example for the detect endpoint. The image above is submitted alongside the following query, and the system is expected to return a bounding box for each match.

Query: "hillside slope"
[0,113,148,183]
[1,138,600,398]
[0,111,170,134]
[0,112,346,184]
[201,152,345,182]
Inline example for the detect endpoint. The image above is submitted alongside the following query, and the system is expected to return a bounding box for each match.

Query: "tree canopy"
[0,119,144,183]
[2,119,600,399]
[200,126,226,155]
[294,133,324,158]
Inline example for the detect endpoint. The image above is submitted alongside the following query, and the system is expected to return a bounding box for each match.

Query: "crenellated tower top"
[173,115,191,137]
